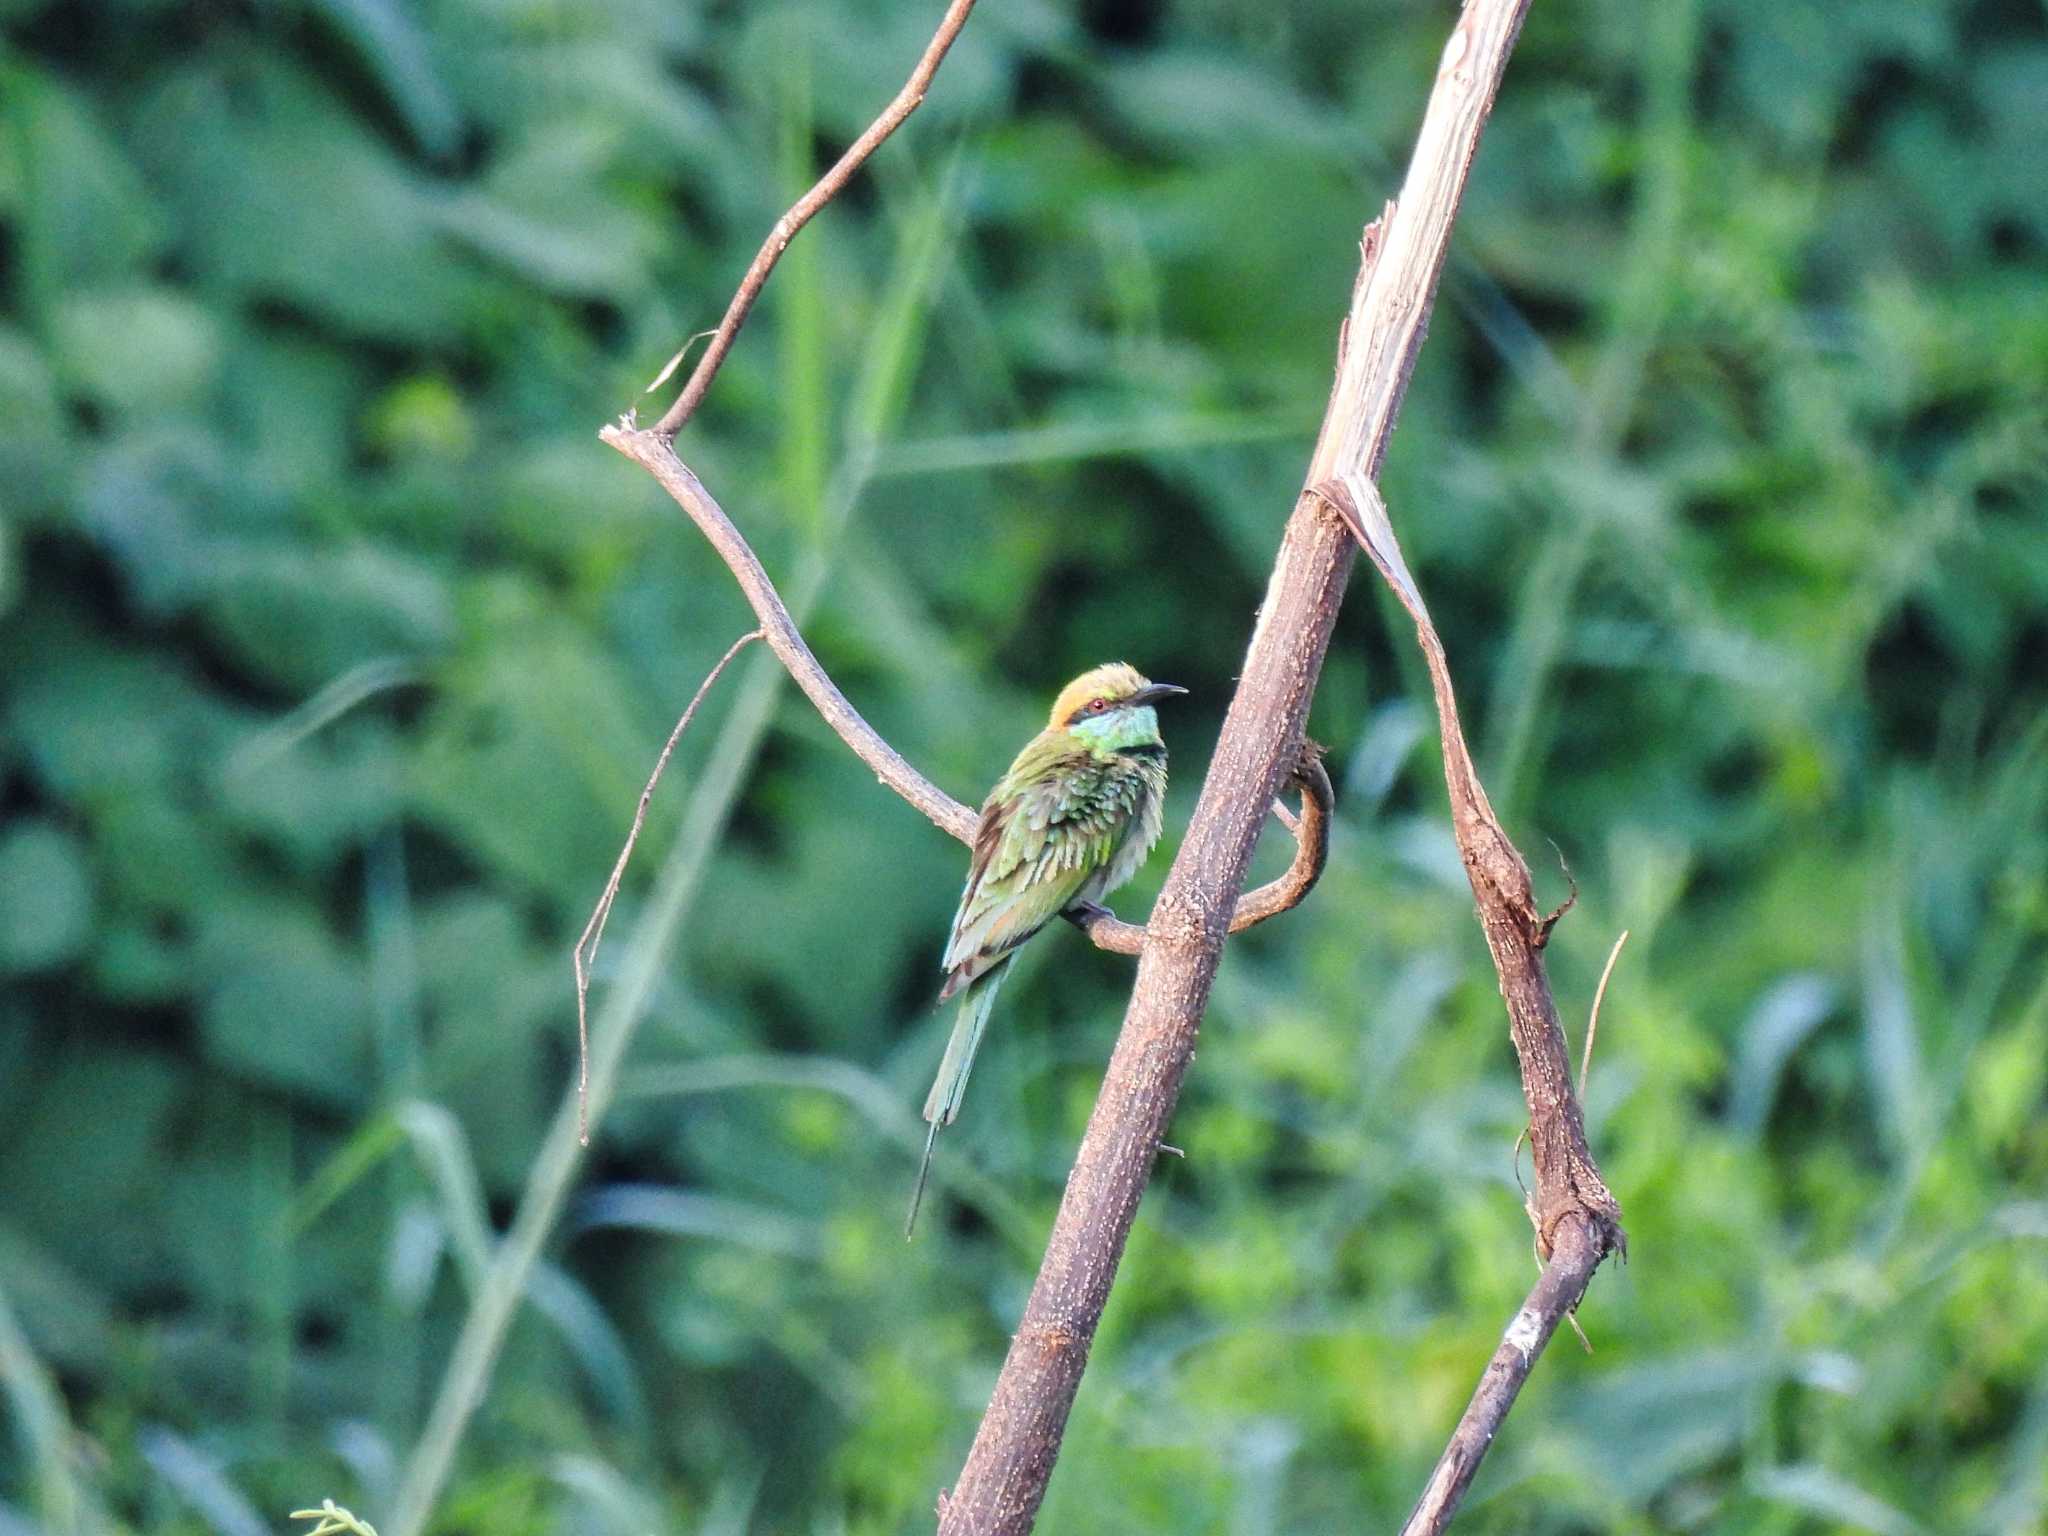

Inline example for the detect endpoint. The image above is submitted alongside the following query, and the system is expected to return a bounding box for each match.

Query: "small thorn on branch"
[1563,1307,1593,1353]
[1535,839,1578,947]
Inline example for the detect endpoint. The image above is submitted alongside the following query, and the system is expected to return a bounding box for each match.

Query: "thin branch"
[602,427,979,843]
[1398,1213,1607,1536]
[650,0,979,439]
[1317,469,1622,1260]
[572,629,763,1144]
[1226,743,1333,930]
[937,3,1549,1530]
[1581,928,1629,1097]
[1314,460,1624,1526]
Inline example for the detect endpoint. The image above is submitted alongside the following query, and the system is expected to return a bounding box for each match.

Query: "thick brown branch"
[937,3,1539,1531]
[650,0,979,439]
[1398,1213,1607,1536]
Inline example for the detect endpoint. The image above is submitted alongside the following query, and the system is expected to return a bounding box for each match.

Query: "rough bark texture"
[1322,473,1622,1259]
[1398,1213,1607,1536]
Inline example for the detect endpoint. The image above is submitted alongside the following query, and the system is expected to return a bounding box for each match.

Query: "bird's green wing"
[940,744,1130,992]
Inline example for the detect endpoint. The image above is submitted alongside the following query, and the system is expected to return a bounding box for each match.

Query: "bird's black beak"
[1129,683,1188,707]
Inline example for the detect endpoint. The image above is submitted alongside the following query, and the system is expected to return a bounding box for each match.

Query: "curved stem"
[1068,742,1332,955]
[650,0,980,439]
[603,427,978,844]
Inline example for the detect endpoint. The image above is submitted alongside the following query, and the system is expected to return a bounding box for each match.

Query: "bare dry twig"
[600,427,1329,934]
[602,430,979,840]
[1317,470,1623,1257]
[650,0,980,439]
[1315,460,1624,1529]
[572,629,763,1143]
[1398,1215,1608,1536]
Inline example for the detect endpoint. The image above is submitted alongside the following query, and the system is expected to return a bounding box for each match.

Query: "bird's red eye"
[1088,698,1109,713]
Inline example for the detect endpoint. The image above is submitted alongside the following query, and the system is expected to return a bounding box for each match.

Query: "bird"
[906,662,1185,1236]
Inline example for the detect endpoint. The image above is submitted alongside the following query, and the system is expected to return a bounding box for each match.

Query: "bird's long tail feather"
[906,959,1010,1237]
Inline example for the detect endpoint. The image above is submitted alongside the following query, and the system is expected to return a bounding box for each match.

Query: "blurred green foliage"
[3,0,2047,1532]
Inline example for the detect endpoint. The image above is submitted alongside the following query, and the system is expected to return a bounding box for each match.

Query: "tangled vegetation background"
[4,0,2046,1530]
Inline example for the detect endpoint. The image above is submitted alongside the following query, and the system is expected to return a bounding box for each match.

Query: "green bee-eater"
[907,662,1186,1235]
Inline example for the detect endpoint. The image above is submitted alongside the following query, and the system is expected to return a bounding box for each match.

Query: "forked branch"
[610,0,1320,960]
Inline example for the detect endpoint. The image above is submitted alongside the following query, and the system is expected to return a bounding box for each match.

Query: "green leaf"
[133,56,492,343]
[302,0,463,158]
[0,323,67,514]
[198,909,371,1103]
[0,822,93,973]
[201,544,455,694]
[2,64,164,312]
[49,285,221,418]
